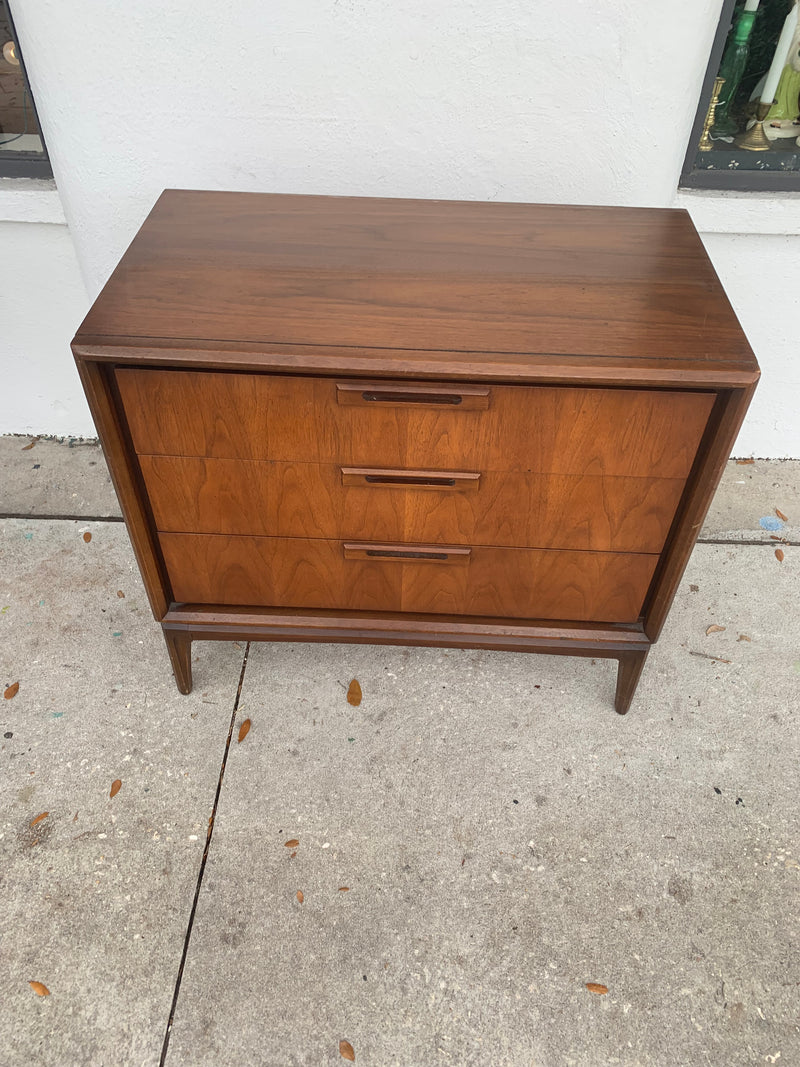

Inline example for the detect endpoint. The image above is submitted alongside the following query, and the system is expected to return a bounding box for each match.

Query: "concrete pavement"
[1,435,798,1067]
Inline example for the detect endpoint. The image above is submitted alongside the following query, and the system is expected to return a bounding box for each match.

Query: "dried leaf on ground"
[735,458,755,465]
[83,531,92,543]
[284,838,299,848]
[346,679,362,706]
[338,886,350,892]
[296,890,304,903]
[109,779,122,798]
[21,437,41,451]
[705,625,726,636]
[738,634,752,642]
[776,508,788,522]
[238,718,251,743]
[339,1040,356,1061]
[4,682,19,700]
[116,590,125,598]
[775,548,785,563]
[585,982,608,995]
[29,812,49,828]
[29,981,50,996]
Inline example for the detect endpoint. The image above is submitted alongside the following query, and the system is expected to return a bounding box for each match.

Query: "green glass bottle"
[711,8,758,138]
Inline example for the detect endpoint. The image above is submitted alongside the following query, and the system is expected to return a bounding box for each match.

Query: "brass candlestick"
[699,77,726,151]
[736,100,773,151]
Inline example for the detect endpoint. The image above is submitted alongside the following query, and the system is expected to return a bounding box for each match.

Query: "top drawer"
[116,369,714,479]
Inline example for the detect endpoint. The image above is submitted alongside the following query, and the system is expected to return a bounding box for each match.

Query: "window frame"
[0,0,52,179]
[680,0,800,192]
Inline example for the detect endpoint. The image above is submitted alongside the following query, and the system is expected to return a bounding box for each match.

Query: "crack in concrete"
[1,513,795,548]
[159,641,251,1066]
[0,512,125,522]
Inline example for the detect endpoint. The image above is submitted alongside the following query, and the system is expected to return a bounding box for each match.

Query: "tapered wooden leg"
[163,629,192,694]
[614,649,649,715]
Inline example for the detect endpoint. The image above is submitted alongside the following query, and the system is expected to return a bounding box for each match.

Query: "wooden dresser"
[72,191,759,714]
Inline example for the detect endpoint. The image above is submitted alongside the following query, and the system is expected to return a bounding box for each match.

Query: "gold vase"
[736,101,773,152]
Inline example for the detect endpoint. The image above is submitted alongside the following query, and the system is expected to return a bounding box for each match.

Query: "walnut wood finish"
[340,467,481,491]
[78,192,756,373]
[615,650,650,715]
[137,455,685,554]
[341,542,472,564]
[72,191,760,711]
[163,629,192,695]
[158,532,658,623]
[162,604,650,653]
[117,369,714,480]
[73,336,759,390]
[642,383,759,642]
[161,605,651,712]
[74,359,171,619]
[336,381,490,410]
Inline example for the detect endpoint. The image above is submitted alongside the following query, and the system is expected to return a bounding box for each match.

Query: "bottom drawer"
[160,533,658,623]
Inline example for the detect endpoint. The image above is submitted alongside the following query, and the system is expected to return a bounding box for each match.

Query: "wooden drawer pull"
[341,467,481,491]
[363,391,461,406]
[343,542,471,564]
[336,381,490,410]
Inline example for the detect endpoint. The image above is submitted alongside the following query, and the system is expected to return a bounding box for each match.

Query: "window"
[0,0,51,178]
[681,0,800,191]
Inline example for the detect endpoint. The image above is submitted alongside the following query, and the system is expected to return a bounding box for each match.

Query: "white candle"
[761,2,799,104]
[744,0,760,11]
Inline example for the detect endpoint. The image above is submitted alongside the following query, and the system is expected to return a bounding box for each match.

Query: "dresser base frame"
[162,606,650,714]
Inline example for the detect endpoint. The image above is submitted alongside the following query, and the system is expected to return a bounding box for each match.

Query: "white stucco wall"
[702,232,800,457]
[2,0,798,453]
[0,220,90,435]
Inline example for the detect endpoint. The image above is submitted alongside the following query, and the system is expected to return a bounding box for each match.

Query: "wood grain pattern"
[74,358,172,620]
[138,455,685,554]
[75,192,757,373]
[163,629,192,694]
[73,337,759,389]
[118,370,714,481]
[163,603,649,650]
[341,542,471,563]
[159,533,658,623]
[615,650,649,715]
[642,382,759,641]
[340,467,481,491]
[336,381,490,409]
[161,605,652,696]
[71,191,760,710]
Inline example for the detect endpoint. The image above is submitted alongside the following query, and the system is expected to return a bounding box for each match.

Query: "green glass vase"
[711,9,758,138]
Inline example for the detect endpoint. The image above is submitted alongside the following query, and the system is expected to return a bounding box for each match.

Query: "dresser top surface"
[74,190,758,382]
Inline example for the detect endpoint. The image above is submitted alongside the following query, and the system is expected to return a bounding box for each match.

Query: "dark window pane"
[0,2,51,176]
[681,0,800,191]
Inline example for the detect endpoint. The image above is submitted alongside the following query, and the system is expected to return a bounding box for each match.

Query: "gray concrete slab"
[1,437,798,1065]
[0,519,243,1067]
[0,435,121,518]
[701,459,799,543]
[166,543,799,1067]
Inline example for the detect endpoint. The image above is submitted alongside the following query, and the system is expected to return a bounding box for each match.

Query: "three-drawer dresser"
[72,191,759,714]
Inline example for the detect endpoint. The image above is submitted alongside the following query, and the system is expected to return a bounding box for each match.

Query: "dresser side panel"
[72,356,172,620]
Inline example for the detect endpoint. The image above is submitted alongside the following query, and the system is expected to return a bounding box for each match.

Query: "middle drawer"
[139,455,684,553]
